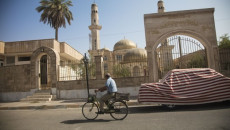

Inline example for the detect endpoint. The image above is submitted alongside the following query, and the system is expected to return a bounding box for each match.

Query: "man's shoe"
[96,111,104,114]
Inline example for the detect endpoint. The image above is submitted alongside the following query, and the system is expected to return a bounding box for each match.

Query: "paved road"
[0,102,230,130]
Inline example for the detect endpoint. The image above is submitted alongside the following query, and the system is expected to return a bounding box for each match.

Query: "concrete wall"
[0,89,37,102]
[57,87,140,99]
[57,76,149,99]
[60,42,83,61]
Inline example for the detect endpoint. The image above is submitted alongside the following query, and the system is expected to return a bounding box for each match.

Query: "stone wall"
[0,41,4,54]
[4,39,59,54]
[60,42,83,60]
[0,64,32,92]
[144,8,219,82]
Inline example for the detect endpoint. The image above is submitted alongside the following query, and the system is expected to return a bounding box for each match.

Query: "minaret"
[158,0,165,13]
[89,3,102,50]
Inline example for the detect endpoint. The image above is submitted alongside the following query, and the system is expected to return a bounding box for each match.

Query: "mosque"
[88,3,148,77]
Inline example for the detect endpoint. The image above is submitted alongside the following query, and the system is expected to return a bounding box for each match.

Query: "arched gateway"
[144,5,220,82]
[30,47,60,90]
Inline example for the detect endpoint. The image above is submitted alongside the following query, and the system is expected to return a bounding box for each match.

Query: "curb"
[0,104,82,110]
[0,101,140,110]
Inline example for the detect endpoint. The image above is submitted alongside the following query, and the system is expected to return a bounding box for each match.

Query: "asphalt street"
[0,102,230,130]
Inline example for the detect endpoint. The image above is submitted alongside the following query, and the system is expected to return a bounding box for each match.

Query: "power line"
[61,30,145,41]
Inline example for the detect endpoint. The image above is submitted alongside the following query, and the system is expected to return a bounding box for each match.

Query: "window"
[116,55,122,61]
[60,60,65,66]
[104,63,108,71]
[6,56,15,64]
[18,56,30,61]
[0,59,3,67]
[103,56,107,61]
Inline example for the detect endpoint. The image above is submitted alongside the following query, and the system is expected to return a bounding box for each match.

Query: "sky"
[0,0,230,55]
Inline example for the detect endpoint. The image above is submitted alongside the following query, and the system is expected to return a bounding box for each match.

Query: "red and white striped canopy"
[138,68,230,105]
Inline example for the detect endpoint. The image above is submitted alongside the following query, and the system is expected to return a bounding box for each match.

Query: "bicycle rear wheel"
[82,102,99,120]
[110,101,128,120]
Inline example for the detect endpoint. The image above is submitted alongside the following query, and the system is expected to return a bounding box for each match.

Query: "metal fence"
[157,35,207,78]
[109,57,148,78]
[219,48,230,77]
[58,61,96,81]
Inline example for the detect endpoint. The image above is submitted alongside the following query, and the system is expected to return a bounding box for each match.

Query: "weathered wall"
[0,64,32,92]
[0,41,4,54]
[60,42,83,60]
[0,64,35,102]
[57,76,149,90]
[57,76,149,99]
[4,39,58,54]
[144,8,219,82]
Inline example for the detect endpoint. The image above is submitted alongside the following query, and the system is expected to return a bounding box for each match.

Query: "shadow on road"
[61,119,113,124]
[129,101,230,114]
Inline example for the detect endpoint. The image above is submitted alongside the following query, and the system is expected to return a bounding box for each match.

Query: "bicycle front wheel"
[82,102,99,120]
[110,101,128,120]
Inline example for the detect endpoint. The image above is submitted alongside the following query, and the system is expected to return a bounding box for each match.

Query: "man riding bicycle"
[95,73,117,114]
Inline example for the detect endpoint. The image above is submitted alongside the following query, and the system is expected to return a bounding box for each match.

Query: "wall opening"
[156,35,208,78]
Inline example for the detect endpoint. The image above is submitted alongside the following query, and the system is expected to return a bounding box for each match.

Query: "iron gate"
[157,35,208,78]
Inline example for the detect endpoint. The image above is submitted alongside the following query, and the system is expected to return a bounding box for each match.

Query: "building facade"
[88,3,148,78]
[0,39,83,101]
[144,0,219,82]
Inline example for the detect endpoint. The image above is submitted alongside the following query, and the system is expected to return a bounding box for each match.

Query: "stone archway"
[144,8,220,82]
[30,47,60,90]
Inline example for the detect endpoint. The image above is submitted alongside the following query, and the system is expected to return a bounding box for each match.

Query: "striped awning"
[138,68,230,105]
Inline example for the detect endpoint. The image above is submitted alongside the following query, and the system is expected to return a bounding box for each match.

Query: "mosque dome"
[101,47,110,51]
[113,39,137,51]
[124,48,147,61]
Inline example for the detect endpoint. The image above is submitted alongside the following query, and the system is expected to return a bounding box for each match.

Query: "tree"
[113,64,131,78]
[187,53,206,68]
[218,34,230,49]
[36,0,73,40]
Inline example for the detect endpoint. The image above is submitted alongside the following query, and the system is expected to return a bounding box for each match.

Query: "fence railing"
[219,48,230,77]
[58,48,230,81]
[104,56,148,78]
[58,62,96,81]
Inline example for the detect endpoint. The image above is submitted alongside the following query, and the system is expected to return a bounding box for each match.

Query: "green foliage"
[187,54,206,68]
[36,0,73,40]
[77,56,96,80]
[218,34,230,49]
[113,64,131,78]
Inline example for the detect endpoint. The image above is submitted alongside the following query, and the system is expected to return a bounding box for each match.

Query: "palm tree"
[36,0,73,40]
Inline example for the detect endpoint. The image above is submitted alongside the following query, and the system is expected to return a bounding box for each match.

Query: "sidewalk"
[0,99,140,110]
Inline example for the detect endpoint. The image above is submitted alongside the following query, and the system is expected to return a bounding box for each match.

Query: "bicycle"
[82,92,129,120]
